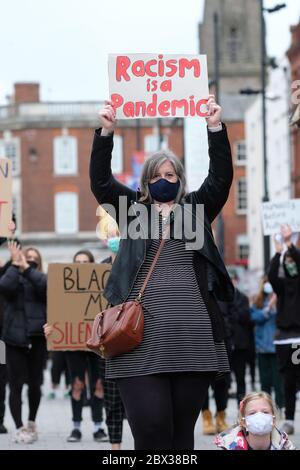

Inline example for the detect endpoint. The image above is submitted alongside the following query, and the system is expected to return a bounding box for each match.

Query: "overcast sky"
[0,0,299,104]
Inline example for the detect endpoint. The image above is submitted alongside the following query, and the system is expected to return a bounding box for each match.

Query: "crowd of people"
[0,96,299,451]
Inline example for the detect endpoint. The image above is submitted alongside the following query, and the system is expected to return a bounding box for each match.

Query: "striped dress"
[105,219,229,379]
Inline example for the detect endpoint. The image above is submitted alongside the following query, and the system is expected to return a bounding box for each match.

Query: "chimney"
[14,83,40,103]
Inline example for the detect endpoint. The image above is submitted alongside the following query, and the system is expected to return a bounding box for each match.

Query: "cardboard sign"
[262,199,300,235]
[109,54,209,119]
[47,263,111,351]
[0,159,12,238]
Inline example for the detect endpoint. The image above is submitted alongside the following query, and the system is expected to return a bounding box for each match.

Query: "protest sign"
[47,263,111,351]
[0,158,12,238]
[261,199,300,235]
[109,53,209,119]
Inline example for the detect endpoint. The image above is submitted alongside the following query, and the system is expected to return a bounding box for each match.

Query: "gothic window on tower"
[228,27,239,63]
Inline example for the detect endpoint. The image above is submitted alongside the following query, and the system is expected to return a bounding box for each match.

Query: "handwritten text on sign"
[0,159,12,238]
[261,199,300,235]
[109,54,209,119]
[47,263,111,351]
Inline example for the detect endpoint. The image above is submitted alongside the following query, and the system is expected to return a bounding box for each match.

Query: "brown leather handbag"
[86,237,167,359]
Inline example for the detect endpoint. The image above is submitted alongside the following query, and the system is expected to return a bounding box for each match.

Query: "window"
[237,235,250,260]
[0,138,21,176]
[111,134,123,174]
[144,134,159,154]
[228,27,239,63]
[54,192,78,234]
[235,140,247,165]
[54,136,77,175]
[236,179,247,214]
[144,134,169,154]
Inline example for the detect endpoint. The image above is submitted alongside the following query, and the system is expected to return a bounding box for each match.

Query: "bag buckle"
[99,345,105,359]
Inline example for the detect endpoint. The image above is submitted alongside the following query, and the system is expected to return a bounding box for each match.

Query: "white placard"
[261,199,300,235]
[109,54,209,119]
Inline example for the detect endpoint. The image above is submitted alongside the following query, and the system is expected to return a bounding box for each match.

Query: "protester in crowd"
[44,249,107,443]
[268,224,300,435]
[215,391,295,450]
[0,242,47,444]
[0,220,17,434]
[229,274,255,407]
[250,278,284,412]
[201,299,234,435]
[89,96,234,450]
[100,228,125,451]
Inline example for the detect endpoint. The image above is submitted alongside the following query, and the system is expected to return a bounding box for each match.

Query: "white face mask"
[245,412,274,436]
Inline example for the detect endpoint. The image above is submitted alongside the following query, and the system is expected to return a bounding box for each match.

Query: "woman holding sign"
[89,95,234,450]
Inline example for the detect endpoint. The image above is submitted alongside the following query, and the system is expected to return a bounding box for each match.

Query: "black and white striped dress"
[105,221,229,379]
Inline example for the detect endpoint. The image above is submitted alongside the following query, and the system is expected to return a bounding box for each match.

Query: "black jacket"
[229,288,253,351]
[90,124,234,341]
[0,265,47,347]
[268,245,300,338]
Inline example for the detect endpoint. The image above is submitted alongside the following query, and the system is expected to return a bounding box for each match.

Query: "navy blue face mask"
[148,179,180,203]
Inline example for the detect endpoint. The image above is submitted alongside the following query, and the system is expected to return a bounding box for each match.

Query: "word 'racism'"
[112,55,209,118]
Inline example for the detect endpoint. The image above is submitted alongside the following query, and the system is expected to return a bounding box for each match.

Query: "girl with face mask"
[215,392,295,450]
[250,278,284,415]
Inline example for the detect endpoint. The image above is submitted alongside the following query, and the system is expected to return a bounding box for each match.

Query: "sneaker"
[93,428,109,442]
[47,391,56,400]
[13,427,35,444]
[27,421,38,442]
[0,423,8,434]
[67,429,82,442]
[280,422,295,435]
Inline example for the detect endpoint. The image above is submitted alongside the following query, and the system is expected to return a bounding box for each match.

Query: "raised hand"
[273,234,283,254]
[99,100,117,136]
[205,94,222,128]
[8,240,22,266]
[281,224,293,247]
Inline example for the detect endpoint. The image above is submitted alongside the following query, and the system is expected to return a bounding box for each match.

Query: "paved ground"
[0,365,299,450]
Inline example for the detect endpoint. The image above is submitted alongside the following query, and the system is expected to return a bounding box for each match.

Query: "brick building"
[0,83,183,263]
[199,0,261,266]
[287,19,300,197]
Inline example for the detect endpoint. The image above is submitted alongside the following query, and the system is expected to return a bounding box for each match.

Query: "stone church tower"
[199,0,262,93]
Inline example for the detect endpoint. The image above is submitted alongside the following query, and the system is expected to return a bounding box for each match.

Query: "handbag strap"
[136,226,170,301]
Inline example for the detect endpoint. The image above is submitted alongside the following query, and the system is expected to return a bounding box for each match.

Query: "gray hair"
[139,149,187,203]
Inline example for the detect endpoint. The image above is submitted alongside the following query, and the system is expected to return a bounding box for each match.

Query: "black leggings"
[66,351,104,423]
[202,373,230,412]
[116,372,214,450]
[276,344,300,420]
[6,337,47,429]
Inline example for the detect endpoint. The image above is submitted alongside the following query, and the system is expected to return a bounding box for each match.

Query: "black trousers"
[276,344,300,420]
[231,349,248,405]
[202,372,230,412]
[0,327,6,425]
[258,353,284,409]
[66,351,104,423]
[50,351,70,386]
[0,363,6,424]
[6,337,47,429]
[116,372,215,450]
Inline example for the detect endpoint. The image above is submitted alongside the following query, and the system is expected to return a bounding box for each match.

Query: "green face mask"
[285,261,298,278]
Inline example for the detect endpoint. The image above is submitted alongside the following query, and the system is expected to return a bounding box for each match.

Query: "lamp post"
[260,0,286,273]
